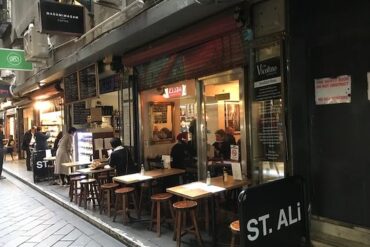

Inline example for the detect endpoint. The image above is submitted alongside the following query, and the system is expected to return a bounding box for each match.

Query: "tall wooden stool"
[230,220,240,247]
[69,175,86,203]
[99,182,119,217]
[150,192,175,237]
[113,187,138,225]
[173,200,203,247]
[79,178,100,209]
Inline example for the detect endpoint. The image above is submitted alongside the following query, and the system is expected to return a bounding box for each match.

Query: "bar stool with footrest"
[113,187,139,225]
[69,175,86,203]
[173,200,203,247]
[150,192,175,237]
[79,178,100,209]
[230,220,240,247]
[99,182,119,217]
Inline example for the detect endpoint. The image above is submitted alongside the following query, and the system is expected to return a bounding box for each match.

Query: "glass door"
[197,68,247,179]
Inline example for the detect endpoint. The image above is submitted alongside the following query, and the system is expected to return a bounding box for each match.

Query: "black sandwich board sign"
[32,150,50,183]
[238,176,310,247]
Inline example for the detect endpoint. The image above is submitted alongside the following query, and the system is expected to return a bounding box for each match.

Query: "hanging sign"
[39,1,85,35]
[162,84,187,98]
[315,75,351,105]
[0,48,33,71]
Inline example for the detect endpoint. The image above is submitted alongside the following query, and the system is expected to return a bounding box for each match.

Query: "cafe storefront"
[124,10,249,180]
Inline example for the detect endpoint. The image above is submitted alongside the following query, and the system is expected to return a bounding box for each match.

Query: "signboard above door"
[39,0,85,36]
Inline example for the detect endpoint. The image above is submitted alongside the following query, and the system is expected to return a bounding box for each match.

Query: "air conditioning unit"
[23,23,49,62]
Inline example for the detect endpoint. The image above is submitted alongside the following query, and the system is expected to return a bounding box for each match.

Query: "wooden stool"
[96,174,110,187]
[150,192,175,237]
[173,200,203,247]
[69,175,86,203]
[113,187,138,225]
[79,178,100,209]
[230,220,240,247]
[99,182,119,217]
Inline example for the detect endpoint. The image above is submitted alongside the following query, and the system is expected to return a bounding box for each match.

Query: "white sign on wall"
[314,75,351,105]
[367,73,370,101]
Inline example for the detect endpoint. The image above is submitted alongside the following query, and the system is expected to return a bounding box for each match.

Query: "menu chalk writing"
[64,72,79,103]
[99,74,120,94]
[73,101,90,125]
[79,64,97,99]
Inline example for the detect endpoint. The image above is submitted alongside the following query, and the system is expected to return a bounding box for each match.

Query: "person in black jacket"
[109,138,136,176]
[34,126,50,151]
[22,126,36,171]
[171,132,191,170]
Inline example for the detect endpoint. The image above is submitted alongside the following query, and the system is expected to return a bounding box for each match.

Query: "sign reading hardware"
[0,48,33,71]
[39,1,84,35]
[239,176,310,247]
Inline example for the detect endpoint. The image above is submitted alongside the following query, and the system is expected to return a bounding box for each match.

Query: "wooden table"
[113,168,185,184]
[114,168,185,219]
[62,161,91,174]
[76,167,115,177]
[167,175,249,246]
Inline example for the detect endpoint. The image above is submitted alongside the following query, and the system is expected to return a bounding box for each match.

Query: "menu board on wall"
[99,74,120,94]
[73,101,90,125]
[254,57,282,101]
[64,72,79,103]
[79,64,97,100]
[257,100,284,162]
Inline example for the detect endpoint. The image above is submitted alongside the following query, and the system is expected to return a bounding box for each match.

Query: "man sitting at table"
[109,138,137,176]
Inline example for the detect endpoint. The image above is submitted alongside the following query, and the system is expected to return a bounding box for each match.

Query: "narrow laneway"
[0,174,126,247]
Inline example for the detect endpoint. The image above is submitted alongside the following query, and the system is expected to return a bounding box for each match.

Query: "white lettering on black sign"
[246,202,302,241]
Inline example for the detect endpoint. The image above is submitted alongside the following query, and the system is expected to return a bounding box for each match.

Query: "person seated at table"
[109,137,137,176]
[225,127,236,146]
[212,129,231,160]
[165,132,192,187]
[171,132,192,170]
[55,127,77,186]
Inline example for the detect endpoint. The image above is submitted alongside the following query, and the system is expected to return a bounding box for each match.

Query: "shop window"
[141,80,197,169]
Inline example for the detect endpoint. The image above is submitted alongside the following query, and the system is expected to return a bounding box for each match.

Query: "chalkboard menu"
[73,101,90,125]
[64,72,79,103]
[79,64,97,100]
[99,74,120,94]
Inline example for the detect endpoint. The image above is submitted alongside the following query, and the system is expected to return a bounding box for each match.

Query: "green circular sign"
[7,52,22,66]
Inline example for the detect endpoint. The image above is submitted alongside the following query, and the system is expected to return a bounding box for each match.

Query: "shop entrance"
[197,68,247,179]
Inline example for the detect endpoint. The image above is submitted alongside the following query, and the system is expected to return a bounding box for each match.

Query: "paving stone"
[34,234,64,247]
[52,240,74,247]
[3,236,30,247]
[61,228,82,241]
[71,234,91,246]
[54,224,74,235]
[18,242,38,247]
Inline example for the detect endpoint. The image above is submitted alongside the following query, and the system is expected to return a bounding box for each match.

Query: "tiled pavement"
[0,172,125,247]
[2,159,216,247]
